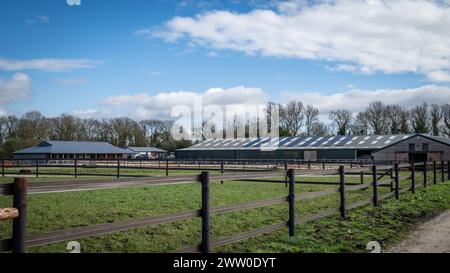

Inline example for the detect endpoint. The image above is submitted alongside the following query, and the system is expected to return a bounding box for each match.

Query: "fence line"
[0,161,448,253]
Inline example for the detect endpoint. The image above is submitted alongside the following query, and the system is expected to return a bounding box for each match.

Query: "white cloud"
[0,58,101,72]
[148,0,450,82]
[76,86,267,120]
[73,84,450,120]
[281,85,450,113]
[0,73,31,115]
[66,0,81,6]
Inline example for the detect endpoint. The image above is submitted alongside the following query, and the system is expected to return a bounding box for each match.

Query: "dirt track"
[388,210,450,253]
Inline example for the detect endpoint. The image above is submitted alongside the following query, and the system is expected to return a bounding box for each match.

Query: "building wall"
[13,154,47,160]
[372,135,450,162]
[175,149,357,160]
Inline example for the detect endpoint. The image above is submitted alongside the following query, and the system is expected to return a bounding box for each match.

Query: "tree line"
[1,101,449,157]
[0,111,191,158]
[279,101,450,137]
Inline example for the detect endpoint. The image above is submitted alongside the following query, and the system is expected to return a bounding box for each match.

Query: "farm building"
[175,133,450,162]
[13,140,130,160]
[127,147,167,159]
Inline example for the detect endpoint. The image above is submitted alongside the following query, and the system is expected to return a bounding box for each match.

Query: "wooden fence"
[1,158,392,179]
[0,161,449,253]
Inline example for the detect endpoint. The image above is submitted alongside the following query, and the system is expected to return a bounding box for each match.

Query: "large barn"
[13,140,130,160]
[175,133,450,162]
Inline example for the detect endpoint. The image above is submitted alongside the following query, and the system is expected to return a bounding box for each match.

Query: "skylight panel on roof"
[284,136,301,146]
[298,137,312,146]
[321,136,335,145]
[309,137,324,146]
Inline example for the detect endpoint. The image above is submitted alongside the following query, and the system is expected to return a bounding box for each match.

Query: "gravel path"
[388,210,450,253]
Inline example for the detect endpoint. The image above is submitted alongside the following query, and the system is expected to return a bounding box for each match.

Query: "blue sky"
[1,0,450,119]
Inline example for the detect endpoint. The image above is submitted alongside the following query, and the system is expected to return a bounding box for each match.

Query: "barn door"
[395,152,409,162]
[427,152,442,162]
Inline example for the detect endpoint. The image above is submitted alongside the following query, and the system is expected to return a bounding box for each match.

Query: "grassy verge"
[218,180,450,253]
[0,171,447,253]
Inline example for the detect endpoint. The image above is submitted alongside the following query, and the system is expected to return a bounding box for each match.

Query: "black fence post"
[339,166,346,220]
[441,161,445,183]
[220,159,224,184]
[287,169,295,237]
[372,165,378,207]
[424,161,427,188]
[394,163,399,199]
[35,159,39,178]
[199,171,210,254]
[360,171,364,184]
[411,162,415,194]
[448,161,450,181]
[433,161,437,184]
[74,159,78,178]
[284,161,288,187]
[322,161,325,170]
[389,167,394,192]
[12,177,27,253]
[117,159,120,178]
[166,159,169,177]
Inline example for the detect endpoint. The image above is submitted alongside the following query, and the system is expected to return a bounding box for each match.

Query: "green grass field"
[0,170,448,253]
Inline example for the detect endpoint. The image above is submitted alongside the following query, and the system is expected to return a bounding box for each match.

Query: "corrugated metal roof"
[127,147,167,153]
[179,134,417,151]
[14,140,129,154]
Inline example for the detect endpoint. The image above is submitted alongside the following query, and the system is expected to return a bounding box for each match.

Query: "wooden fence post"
[74,159,78,178]
[199,171,210,254]
[284,161,288,187]
[2,159,4,177]
[394,163,399,199]
[287,169,295,237]
[12,177,27,253]
[339,166,346,220]
[441,161,445,183]
[166,159,169,177]
[360,171,364,184]
[433,161,437,184]
[117,159,120,178]
[322,161,325,170]
[220,159,224,184]
[389,167,394,192]
[411,162,415,194]
[372,165,378,207]
[424,161,427,188]
[448,161,450,181]
[35,159,39,178]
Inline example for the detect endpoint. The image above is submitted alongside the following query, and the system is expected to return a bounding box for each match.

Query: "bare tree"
[351,112,369,135]
[304,105,319,136]
[366,101,389,134]
[280,101,304,136]
[310,122,329,136]
[430,104,442,136]
[410,103,429,134]
[386,105,409,134]
[442,104,450,137]
[329,109,352,135]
